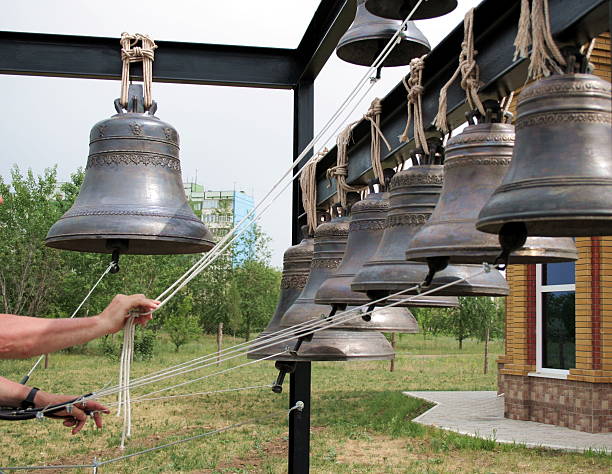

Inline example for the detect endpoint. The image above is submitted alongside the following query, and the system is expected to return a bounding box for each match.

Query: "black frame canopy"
[0,0,610,472]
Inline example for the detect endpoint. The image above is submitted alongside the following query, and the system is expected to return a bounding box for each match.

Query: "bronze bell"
[477,54,612,239]
[337,0,430,67]
[316,181,458,310]
[46,85,215,255]
[406,102,578,267]
[247,231,314,361]
[279,208,394,361]
[352,144,509,299]
[365,0,458,21]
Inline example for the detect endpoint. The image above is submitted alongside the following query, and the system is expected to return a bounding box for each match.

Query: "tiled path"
[404,391,612,453]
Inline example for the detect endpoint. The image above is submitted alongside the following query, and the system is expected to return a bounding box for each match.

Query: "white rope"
[106,384,272,406]
[46,264,489,411]
[117,315,135,449]
[23,262,115,382]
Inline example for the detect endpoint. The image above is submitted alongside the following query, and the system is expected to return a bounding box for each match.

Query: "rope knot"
[119,33,157,109]
[399,55,428,152]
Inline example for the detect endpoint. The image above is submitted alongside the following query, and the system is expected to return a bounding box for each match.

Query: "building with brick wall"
[497,34,611,433]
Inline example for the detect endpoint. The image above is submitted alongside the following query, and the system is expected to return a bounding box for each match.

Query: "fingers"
[69,406,87,435]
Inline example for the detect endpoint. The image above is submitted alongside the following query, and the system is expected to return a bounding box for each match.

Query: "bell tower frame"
[0,0,609,471]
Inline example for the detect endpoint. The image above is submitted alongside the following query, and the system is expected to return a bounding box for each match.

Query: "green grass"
[0,334,609,473]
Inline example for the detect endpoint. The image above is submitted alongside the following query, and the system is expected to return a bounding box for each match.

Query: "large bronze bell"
[279,209,394,361]
[315,185,458,309]
[46,85,215,255]
[337,0,430,67]
[477,58,612,238]
[365,0,458,21]
[352,145,509,299]
[406,102,578,267]
[247,231,314,361]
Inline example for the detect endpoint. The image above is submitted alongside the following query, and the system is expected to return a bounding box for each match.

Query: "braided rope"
[363,98,392,185]
[434,8,485,134]
[299,148,328,234]
[120,33,157,109]
[400,55,429,154]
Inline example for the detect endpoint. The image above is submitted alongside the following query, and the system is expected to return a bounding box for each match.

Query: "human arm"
[0,376,110,434]
[0,294,159,359]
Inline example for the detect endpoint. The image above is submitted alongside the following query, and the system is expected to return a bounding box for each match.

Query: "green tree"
[164,294,200,352]
[0,166,66,316]
[234,260,280,340]
[411,307,453,340]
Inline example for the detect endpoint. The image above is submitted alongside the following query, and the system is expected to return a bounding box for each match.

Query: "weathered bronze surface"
[279,215,394,361]
[406,121,578,264]
[316,191,458,308]
[365,0,458,21]
[351,164,509,299]
[335,305,420,332]
[477,73,612,237]
[46,90,215,254]
[337,0,430,67]
[247,235,314,361]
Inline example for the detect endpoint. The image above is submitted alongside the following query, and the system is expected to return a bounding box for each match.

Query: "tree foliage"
[0,167,281,353]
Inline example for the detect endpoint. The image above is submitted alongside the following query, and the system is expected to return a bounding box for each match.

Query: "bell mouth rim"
[405,246,578,264]
[44,234,215,255]
[336,38,430,67]
[476,216,612,237]
[365,0,458,21]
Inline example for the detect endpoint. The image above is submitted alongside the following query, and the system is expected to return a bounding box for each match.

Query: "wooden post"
[216,323,223,366]
[44,354,49,369]
[483,326,489,374]
[390,333,396,372]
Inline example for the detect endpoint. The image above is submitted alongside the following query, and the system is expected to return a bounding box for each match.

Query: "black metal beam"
[0,31,300,88]
[295,0,356,83]
[315,0,610,204]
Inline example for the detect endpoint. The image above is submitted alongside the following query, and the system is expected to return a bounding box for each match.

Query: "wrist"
[91,314,115,336]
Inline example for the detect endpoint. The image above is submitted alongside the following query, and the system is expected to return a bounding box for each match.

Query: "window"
[535,262,576,375]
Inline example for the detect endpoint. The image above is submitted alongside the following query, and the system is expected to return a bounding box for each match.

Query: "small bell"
[279,205,394,361]
[46,85,215,255]
[247,229,314,361]
[477,50,612,239]
[365,0,458,21]
[406,100,578,268]
[337,0,430,67]
[316,176,458,309]
[352,141,509,299]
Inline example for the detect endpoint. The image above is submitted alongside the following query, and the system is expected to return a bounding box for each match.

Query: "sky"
[0,0,481,267]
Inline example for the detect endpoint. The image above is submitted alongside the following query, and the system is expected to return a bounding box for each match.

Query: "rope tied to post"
[363,98,392,186]
[400,55,429,154]
[300,148,328,234]
[434,8,485,134]
[514,0,565,79]
[327,121,362,209]
[120,33,158,109]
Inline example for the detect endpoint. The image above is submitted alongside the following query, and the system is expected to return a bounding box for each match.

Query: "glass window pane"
[543,262,575,286]
[542,291,575,370]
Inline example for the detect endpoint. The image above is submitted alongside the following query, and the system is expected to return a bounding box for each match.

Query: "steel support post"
[289,362,312,474]
[289,77,314,473]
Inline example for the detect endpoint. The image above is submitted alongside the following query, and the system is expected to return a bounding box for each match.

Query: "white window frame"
[532,264,576,378]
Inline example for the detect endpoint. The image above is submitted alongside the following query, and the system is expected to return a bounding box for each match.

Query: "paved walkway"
[404,391,612,453]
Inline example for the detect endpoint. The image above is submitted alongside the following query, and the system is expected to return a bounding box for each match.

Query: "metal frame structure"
[0,0,609,472]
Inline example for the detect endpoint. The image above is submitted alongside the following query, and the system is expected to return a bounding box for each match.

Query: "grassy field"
[0,333,609,473]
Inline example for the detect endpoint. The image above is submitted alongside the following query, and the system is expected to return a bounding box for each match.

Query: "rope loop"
[514,0,566,79]
[119,33,158,110]
[300,148,328,234]
[363,98,391,186]
[400,55,429,154]
[328,121,362,209]
[434,8,485,134]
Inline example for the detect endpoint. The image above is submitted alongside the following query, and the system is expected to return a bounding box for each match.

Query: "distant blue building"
[183,183,255,266]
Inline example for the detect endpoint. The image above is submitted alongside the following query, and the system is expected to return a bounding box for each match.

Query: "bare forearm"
[0,314,111,359]
[0,376,30,406]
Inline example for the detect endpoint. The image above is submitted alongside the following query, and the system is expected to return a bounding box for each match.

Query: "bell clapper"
[271,361,297,394]
[494,222,528,270]
[107,239,129,274]
[422,256,450,287]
